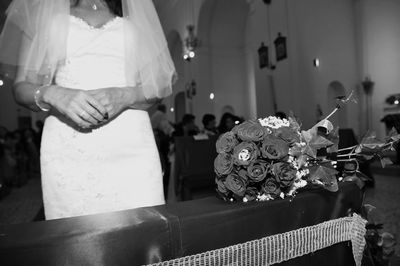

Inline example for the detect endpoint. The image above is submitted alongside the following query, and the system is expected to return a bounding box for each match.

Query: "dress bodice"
[55,16,128,90]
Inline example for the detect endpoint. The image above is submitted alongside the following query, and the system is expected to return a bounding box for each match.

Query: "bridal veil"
[0,0,175,99]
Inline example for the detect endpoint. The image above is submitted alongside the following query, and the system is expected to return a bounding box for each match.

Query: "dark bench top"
[0,182,362,266]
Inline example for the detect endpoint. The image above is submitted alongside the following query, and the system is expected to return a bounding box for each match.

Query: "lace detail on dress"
[41,17,165,220]
[55,15,127,90]
[69,15,121,30]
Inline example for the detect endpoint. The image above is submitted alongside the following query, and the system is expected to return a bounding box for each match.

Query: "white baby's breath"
[294,179,307,188]
[259,116,290,129]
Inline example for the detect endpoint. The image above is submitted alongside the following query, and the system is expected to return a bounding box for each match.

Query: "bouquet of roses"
[214,92,400,202]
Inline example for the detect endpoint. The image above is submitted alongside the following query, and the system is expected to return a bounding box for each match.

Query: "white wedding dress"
[40,15,165,220]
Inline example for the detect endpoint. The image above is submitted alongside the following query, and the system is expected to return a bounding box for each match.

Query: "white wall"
[197,0,250,120]
[243,0,361,130]
[287,0,360,130]
[156,0,363,132]
[357,0,400,137]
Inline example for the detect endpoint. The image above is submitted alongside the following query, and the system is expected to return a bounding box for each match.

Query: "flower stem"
[337,153,362,158]
[337,159,358,162]
[322,90,355,122]
[337,145,358,152]
[323,107,339,121]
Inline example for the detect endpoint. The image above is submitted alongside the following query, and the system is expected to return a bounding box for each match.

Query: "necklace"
[92,3,98,11]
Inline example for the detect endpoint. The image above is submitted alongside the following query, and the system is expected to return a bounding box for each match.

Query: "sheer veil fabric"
[0,0,175,99]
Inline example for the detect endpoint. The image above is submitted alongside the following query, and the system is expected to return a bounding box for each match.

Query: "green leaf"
[308,164,339,192]
[310,135,334,149]
[324,178,339,192]
[302,130,313,143]
[386,128,400,142]
[360,153,375,161]
[380,157,393,168]
[326,127,340,153]
[355,170,371,182]
[357,131,386,152]
[301,130,334,158]
[288,115,301,132]
[303,145,317,158]
[362,204,384,225]
[342,175,365,189]
[307,136,334,158]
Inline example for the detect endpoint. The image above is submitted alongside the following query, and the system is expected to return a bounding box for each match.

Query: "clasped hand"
[47,86,134,129]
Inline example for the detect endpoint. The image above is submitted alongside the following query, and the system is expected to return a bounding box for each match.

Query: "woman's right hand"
[42,85,108,129]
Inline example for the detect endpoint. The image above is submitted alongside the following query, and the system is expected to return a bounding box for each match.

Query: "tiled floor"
[0,177,43,225]
[364,162,400,259]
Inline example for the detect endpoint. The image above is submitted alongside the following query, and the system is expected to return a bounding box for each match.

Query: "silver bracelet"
[34,85,51,112]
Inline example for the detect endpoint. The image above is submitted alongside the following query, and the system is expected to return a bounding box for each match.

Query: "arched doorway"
[197,0,250,120]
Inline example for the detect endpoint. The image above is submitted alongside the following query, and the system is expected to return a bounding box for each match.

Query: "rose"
[214,153,234,176]
[244,187,259,201]
[272,162,297,187]
[260,136,289,160]
[215,177,228,194]
[262,178,281,198]
[237,168,249,181]
[224,173,247,197]
[216,131,239,153]
[247,160,268,182]
[233,120,265,142]
[232,142,259,166]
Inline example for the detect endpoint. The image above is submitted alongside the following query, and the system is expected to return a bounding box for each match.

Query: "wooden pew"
[0,182,362,266]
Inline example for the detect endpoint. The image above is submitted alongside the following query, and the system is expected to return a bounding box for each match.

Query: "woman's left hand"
[87,87,134,121]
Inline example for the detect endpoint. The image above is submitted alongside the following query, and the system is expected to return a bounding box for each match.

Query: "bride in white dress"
[0,0,176,219]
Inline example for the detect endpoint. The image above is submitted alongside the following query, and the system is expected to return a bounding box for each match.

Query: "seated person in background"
[0,126,7,191]
[23,128,40,178]
[150,104,174,197]
[2,132,17,187]
[0,126,7,145]
[151,104,175,137]
[173,114,200,137]
[0,141,4,192]
[201,114,218,136]
[217,112,238,134]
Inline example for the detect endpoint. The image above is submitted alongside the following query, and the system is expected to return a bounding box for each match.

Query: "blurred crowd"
[150,104,245,197]
[0,121,43,199]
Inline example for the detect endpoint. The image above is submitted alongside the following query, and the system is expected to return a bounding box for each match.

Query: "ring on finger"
[79,111,86,118]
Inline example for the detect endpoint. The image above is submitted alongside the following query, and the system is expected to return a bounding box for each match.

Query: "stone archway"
[197,0,251,120]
